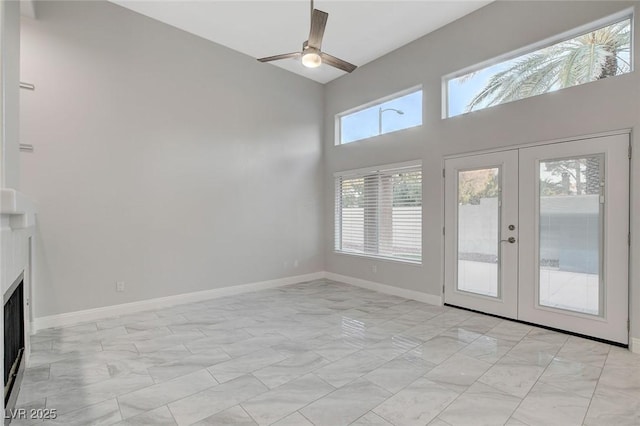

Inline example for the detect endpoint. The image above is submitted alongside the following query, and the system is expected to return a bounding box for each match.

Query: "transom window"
[334,162,422,263]
[337,88,422,145]
[445,12,632,118]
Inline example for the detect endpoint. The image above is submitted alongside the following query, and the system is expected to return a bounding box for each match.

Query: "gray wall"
[20,1,325,317]
[323,1,640,340]
[18,0,640,344]
[1,0,20,189]
[0,0,22,413]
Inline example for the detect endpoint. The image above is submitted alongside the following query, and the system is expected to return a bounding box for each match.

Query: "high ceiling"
[109,1,493,84]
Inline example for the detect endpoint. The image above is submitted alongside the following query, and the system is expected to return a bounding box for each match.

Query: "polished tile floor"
[13,280,640,425]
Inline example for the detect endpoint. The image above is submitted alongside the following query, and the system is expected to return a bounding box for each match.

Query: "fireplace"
[4,273,25,413]
[0,189,36,420]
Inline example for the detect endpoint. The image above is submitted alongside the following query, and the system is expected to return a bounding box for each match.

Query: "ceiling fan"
[257,0,357,73]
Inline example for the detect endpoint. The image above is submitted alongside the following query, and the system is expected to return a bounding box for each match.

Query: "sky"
[340,90,422,144]
[447,63,510,117]
[341,17,631,143]
[339,72,497,145]
[448,19,631,117]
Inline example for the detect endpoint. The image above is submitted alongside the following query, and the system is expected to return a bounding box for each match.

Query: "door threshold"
[444,303,628,349]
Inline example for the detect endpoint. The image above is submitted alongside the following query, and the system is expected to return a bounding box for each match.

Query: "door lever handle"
[501,237,516,243]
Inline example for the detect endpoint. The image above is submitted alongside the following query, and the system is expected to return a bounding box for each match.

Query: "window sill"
[333,250,422,266]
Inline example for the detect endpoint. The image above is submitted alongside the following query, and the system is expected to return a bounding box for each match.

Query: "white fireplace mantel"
[1,188,36,373]
[1,188,36,410]
[1,188,36,295]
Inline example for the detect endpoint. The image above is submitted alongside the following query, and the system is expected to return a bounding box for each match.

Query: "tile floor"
[11,279,640,425]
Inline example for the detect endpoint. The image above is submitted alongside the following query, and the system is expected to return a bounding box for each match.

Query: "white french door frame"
[443,150,519,318]
[518,135,629,344]
[442,130,631,345]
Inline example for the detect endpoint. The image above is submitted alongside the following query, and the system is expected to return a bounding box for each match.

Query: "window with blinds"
[335,162,422,263]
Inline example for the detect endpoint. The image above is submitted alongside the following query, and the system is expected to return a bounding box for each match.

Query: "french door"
[444,134,629,344]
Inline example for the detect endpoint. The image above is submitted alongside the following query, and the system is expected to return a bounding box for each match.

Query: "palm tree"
[465,20,631,112]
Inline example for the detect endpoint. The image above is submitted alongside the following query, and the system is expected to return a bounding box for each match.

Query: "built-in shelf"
[1,189,36,229]
[1,189,34,215]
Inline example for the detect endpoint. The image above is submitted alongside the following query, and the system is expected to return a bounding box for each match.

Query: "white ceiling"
[109,1,493,84]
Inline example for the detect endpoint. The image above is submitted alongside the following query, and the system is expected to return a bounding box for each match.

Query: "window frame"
[442,8,634,119]
[334,160,423,265]
[335,85,423,146]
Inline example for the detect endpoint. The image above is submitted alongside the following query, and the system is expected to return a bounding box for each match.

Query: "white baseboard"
[32,272,325,331]
[323,272,442,306]
[32,271,442,331]
[631,337,640,354]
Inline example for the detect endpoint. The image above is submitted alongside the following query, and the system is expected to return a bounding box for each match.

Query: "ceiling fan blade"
[257,52,301,63]
[308,9,328,49]
[320,52,357,73]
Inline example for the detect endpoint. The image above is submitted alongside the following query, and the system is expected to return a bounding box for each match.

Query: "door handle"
[501,237,516,243]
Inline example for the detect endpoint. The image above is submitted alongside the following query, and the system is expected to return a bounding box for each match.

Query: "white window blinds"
[335,162,422,263]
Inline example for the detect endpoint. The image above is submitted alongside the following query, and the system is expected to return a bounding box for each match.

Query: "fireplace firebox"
[4,273,25,414]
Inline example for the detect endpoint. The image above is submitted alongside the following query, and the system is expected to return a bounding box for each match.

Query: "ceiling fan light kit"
[257,0,357,73]
[301,42,322,68]
[302,51,322,68]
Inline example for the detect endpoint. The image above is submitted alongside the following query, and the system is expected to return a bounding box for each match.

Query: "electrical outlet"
[116,281,125,292]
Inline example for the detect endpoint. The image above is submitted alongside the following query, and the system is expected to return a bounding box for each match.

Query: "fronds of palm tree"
[466,20,631,112]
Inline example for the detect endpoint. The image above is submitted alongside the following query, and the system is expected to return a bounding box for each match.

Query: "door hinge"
[443,226,445,236]
[629,144,633,159]
[443,284,445,294]
[629,232,632,246]
[628,319,630,331]
[442,168,446,178]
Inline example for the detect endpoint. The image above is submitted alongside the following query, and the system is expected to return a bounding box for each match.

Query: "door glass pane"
[457,168,500,297]
[539,155,603,315]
